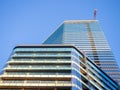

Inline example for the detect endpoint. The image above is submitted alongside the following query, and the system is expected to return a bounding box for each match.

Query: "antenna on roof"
[94,9,97,20]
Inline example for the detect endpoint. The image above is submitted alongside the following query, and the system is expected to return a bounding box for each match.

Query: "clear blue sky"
[0,0,120,71]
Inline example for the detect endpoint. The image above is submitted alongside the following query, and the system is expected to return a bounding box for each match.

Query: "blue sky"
[0,0,120,71]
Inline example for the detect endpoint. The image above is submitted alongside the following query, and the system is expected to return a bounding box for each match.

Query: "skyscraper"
[0,45,119,90]
[0,20,119,90]
[44,20,120,84]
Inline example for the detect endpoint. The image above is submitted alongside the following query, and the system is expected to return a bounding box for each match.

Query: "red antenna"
[94,9,97,20]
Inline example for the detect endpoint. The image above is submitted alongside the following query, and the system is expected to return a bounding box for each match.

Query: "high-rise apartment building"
[44,20,120,84]
[0,45,119,90]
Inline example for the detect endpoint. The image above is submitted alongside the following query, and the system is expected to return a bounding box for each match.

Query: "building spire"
[94,9,97,20]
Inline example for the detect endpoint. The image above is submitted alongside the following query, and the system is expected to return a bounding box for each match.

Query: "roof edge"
[63,20,98,24]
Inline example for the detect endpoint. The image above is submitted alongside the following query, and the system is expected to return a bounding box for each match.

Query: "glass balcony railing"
[0,80,72,86]
[14,48,72,52]
[9,60,71,63]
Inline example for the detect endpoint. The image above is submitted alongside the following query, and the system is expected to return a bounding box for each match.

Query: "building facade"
[0,45,119,90]
[44,20,120,84]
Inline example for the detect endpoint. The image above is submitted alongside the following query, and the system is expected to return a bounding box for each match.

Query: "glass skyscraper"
[0,45,119,90]
[0,20,120,90]
[44,20,120,84]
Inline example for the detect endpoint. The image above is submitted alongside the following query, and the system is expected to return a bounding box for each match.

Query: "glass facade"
[0,45,119,90]
[0,20,120,89]
[44,20,120,85]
